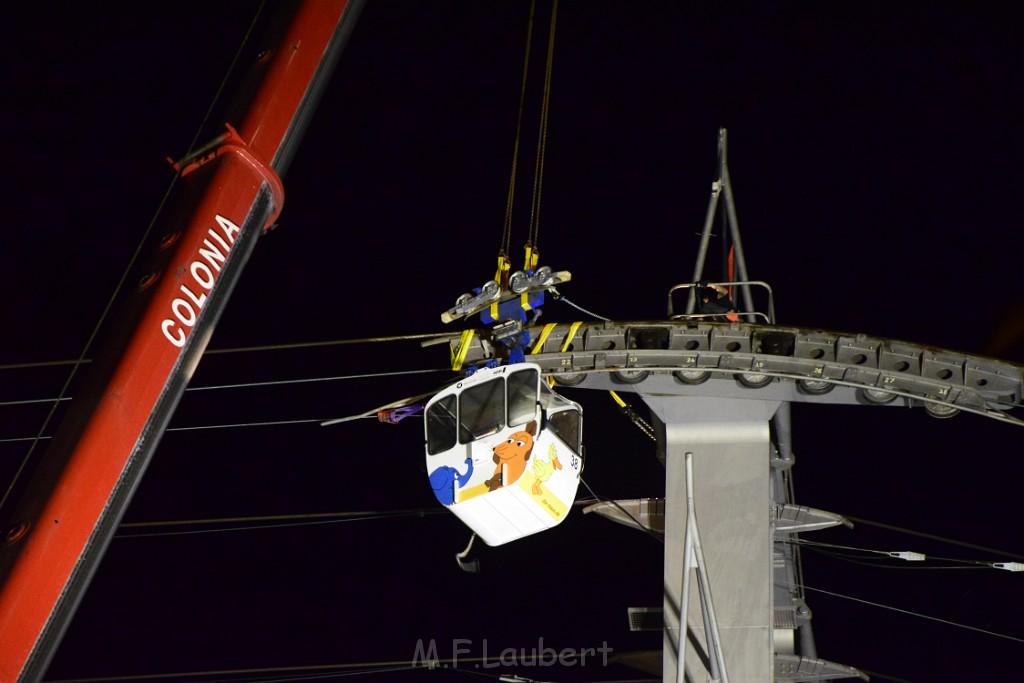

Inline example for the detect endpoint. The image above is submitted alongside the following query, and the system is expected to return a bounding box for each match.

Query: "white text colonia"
[161,215,240,348]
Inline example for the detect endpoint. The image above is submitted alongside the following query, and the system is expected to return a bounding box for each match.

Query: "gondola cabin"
[424,362,583,546]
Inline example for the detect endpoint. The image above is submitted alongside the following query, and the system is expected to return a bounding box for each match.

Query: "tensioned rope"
[0,331,456,371]
[499,0,559,271]
[114,498,604,539]
[526,0,558,259]
[42,658,653,683]
[842,514,1024,560]
[0,367,451,443]
[115,508,449,539]
[800,584,1024,645]
[31,455,1024,677]
[0,367,450,409]
[499,1,536,261]
[0,4,270,514]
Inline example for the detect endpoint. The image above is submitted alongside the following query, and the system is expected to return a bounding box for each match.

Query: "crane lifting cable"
[424,4,588,549]
[441,0,569,367]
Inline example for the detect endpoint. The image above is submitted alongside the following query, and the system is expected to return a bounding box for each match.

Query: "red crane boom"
[0,2,364,679]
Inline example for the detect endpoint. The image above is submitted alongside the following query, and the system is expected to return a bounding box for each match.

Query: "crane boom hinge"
[169,123,285,233]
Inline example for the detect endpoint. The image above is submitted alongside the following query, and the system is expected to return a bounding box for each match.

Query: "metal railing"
[667,280,776,324]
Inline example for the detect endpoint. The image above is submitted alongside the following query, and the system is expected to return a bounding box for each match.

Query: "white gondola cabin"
[424,362,583,546]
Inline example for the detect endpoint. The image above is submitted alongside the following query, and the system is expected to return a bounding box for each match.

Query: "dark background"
[3,2,1024,682]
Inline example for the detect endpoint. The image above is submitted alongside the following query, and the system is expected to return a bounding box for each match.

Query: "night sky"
[3,2,1024,682]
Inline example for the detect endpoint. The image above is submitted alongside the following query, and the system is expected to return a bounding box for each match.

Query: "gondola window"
[507,367,539,427]
[426,394,458,455]
[458,378,505,443]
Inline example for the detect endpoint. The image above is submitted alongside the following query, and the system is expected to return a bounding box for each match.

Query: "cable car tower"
[437,127,1024,682]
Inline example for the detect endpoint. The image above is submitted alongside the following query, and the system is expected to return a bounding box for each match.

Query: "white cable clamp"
[888,551,926,561]
[992,562,1024,572]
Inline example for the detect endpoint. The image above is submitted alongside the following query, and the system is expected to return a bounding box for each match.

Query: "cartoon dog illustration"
[484,421,537,491]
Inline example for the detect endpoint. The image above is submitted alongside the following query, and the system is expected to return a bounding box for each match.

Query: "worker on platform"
[697,282,740,322]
